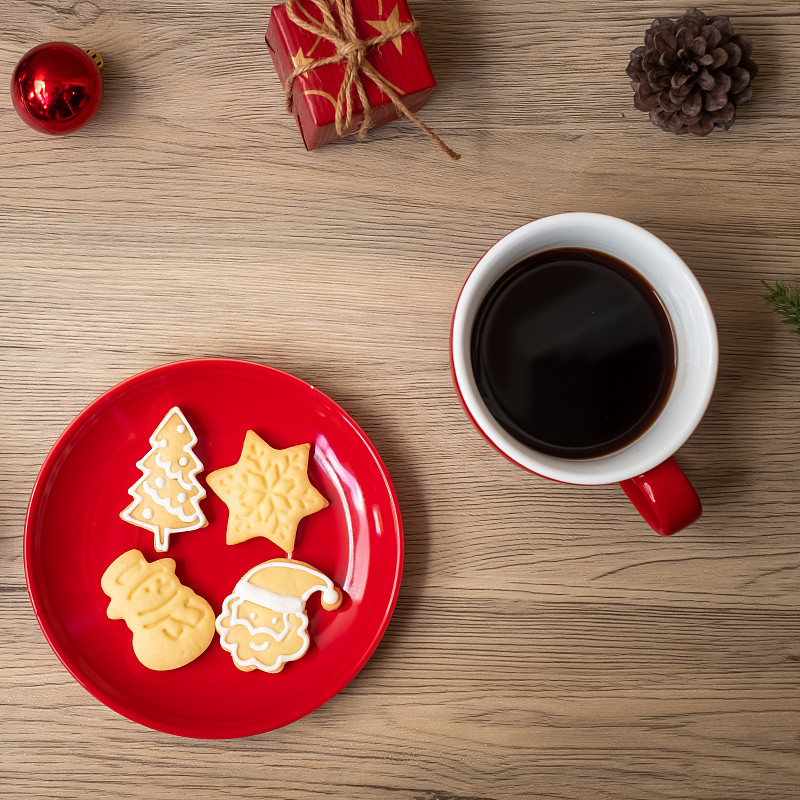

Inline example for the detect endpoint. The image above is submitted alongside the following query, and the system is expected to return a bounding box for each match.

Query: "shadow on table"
[683,271,774,506]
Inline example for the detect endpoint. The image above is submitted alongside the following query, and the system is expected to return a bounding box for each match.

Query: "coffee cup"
[450,213,718,535]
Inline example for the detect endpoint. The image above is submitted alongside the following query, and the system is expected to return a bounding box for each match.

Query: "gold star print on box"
[366,5,405,54]
[290,47,316,71]
[206,431,328,552]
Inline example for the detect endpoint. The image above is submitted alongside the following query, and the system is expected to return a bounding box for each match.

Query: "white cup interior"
[451,213,718,485]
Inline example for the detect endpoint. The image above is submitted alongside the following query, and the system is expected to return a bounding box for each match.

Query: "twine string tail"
[283,0,460,160]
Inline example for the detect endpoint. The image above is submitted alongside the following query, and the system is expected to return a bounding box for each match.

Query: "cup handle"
[619,457,702,536]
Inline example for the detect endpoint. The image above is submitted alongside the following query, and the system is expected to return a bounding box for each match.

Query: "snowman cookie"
[101,549,215,671]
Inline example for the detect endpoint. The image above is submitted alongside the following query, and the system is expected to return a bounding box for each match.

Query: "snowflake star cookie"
[206,430,328,551]
[216,558,343,673]
[120,406,207,552]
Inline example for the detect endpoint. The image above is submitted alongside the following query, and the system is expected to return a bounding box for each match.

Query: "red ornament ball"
[11,42,103,135]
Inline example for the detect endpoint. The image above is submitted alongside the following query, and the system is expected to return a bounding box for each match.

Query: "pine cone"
[626,8,758,136]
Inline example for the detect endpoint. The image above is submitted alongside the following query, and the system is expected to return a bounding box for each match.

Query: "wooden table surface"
[2,1,799,798]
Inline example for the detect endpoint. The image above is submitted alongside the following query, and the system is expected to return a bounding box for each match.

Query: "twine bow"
[284,0,460,160]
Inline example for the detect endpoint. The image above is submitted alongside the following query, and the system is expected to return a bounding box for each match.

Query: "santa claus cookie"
[216,558,343,673]
[101,549,215,671]
[120,406,207,552]
[206,430,328,552]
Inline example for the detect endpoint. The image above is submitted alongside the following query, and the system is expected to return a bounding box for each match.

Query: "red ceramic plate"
[24,359,403,738]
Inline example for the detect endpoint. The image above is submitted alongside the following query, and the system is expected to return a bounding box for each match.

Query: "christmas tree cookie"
[206,430,328,551]
[121,406,207,552]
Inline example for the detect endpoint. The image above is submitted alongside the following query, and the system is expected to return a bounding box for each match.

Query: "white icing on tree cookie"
[120,406,207,551]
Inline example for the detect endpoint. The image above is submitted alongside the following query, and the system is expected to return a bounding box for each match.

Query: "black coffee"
[470,248,675,459]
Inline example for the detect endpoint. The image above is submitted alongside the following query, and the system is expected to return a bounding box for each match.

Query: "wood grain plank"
[1,0,799,798]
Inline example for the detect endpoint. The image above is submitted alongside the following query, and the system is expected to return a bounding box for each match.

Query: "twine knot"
[284,0,460,160]
[338,40,367,61]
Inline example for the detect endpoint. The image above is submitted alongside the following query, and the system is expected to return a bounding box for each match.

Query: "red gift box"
[266,0,455,156]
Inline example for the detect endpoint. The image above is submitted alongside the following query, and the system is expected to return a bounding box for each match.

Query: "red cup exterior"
[451,215,714,535]
[620,457,702,536]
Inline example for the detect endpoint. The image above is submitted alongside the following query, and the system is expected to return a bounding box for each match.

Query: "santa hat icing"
[216,558,343,673]
[234,560,342,613]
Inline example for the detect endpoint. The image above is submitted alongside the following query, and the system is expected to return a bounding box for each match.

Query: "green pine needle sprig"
[762,279,800,340]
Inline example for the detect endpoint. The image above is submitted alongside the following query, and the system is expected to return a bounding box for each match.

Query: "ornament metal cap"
[84,49,104,70]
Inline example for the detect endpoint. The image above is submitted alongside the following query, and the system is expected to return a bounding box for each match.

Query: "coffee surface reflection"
[470,248,676,459]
